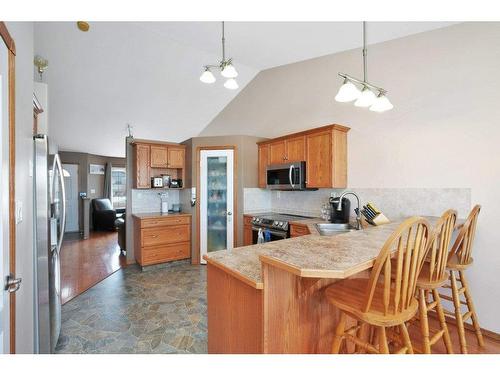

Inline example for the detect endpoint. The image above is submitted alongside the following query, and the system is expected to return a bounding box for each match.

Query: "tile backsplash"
[131,189,180,213]
[244,188,471,219]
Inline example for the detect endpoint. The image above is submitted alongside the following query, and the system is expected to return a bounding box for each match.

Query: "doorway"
[62,164,79,233]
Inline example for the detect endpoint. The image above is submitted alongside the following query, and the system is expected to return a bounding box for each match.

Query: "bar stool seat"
[325,279,418,327]
[416,262,449,289]
[447,253,473,270]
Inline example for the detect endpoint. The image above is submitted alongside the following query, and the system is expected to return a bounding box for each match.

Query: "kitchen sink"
[315,222,360,236]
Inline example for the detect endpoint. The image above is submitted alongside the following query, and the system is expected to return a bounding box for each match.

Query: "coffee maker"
[329,196,351,224]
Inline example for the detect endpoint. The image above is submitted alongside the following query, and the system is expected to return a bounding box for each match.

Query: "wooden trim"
[195,145,238,265]
[0,22,16,55]
[256,124,350,145]
[130,139,187,148]
[1,21,17,354]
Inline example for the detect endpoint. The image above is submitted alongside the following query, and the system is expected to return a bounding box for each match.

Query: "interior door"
[62,164,79,232]
[0,31,10,354]
[199,149,234,264]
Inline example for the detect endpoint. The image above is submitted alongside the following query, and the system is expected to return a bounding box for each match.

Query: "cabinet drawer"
[142,242,190,264]
[141,216,190,228]
[142,225,190,246]
[290,224,310,237]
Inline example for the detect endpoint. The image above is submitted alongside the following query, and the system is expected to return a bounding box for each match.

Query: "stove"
[250,212,313,241]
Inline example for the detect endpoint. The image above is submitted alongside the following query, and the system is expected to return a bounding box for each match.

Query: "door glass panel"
[207,156,227,252]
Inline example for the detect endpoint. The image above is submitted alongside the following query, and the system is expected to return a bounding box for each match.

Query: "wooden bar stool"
[325,217,431,354]
[439,205,484,354]
[414,209,456,354]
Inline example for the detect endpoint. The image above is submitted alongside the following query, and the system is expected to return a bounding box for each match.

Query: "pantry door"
[199,149,234,264]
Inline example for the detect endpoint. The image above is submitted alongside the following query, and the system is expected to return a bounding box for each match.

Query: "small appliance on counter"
[170,179,182,189]
[151,176,164,188]
[159,192,169,213]
[161,174,171,188]
[329,196,351,223]
[172,203,181,212]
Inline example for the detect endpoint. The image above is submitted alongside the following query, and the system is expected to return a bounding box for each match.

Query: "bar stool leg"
[331,311,346,354]
[432,288,453,354]
[450,270,468,354]
[460,271,485,347]
[378,326,389,354]
[418,288,431,354]
[399,323,414,354]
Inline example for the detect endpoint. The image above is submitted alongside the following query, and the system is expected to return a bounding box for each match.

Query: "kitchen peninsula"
[204,216,446,354]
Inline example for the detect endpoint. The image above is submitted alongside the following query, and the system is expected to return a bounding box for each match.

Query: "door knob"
[227,212,232,216]
[5,273,22,293]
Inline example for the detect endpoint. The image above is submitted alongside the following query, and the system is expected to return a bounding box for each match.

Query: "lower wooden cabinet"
[290,223,310,238]
[134,214,191,267]
[243,215,253,246]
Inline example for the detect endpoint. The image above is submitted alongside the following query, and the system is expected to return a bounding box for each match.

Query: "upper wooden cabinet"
[286,135,306,162]
[132,141,186,189]
[257,124,349,189]
[258,144,269,188]
[167,147,185,169]
[268,136,305,164]
[150,145,169,168]
[134,143,151,189]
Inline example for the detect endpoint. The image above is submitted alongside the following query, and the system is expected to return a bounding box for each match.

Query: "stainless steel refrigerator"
[34,134,66,353]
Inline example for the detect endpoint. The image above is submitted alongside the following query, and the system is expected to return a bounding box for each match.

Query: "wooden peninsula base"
[207,261,358,353]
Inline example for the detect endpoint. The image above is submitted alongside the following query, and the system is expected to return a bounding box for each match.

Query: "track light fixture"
[200,22,239,90]
[335,22,393,112]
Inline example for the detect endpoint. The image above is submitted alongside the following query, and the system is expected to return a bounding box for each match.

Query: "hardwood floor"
[406,315,500,354]
[61,230,126,304]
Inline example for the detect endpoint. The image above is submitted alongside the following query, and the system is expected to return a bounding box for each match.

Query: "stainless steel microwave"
[266,161,307,190]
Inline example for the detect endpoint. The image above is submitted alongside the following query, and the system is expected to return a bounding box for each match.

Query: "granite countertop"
[132,211,192,219]
[205,216,461,289]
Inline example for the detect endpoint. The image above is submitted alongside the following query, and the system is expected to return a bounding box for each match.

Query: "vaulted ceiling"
[34,21,456,157]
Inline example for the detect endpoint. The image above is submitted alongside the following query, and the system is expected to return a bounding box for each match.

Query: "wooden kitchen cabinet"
[285,135,305,162]
[243,215,253,246]
[269,140,286,165]
[290,223,310,238]
[133,214,192,267]
[150,145,169,168]
[168,147,185,169]
[258,144,269,188]
[256,124,349,189]
[134,143,151,188]
[132,140,186,189]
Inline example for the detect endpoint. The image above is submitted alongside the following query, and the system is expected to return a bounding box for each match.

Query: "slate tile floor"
[55,261,207,354]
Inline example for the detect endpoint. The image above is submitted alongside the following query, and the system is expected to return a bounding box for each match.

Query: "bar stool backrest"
[449,205,481,266]
[425,209,457,284]
[363,217,431,316]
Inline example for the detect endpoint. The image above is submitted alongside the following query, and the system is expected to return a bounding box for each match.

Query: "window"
[111,167,127,209]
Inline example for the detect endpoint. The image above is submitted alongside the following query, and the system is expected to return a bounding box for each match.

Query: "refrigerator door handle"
[52,154,66,254]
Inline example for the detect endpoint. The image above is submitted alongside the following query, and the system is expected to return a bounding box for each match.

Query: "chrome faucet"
[337,191,362,230]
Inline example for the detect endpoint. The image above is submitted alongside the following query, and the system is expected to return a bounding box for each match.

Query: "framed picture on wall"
[89,164,105,175]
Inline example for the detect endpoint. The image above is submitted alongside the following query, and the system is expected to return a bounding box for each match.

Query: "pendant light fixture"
[335,22,393,112]
[200,22,239,90]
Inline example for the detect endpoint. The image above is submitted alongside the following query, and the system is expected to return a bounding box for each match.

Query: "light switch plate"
[15,200,23,224]
[90,189,96,194]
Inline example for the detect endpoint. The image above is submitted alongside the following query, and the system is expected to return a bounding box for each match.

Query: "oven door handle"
[289,165,295,190]
[252,226,288,239]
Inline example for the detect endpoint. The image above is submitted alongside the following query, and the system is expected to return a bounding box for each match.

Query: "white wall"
[201,23,500,332]
[6,22,35,353]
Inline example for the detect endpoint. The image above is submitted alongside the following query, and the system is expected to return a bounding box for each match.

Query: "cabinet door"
[286,136,305,162]
[150,145,169,168]
[135,144,150,188]
[258,144,269,188]
[269,140,286,165]
[243,225,253,246]
[306,131,332,188]
[168,147,185,169]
